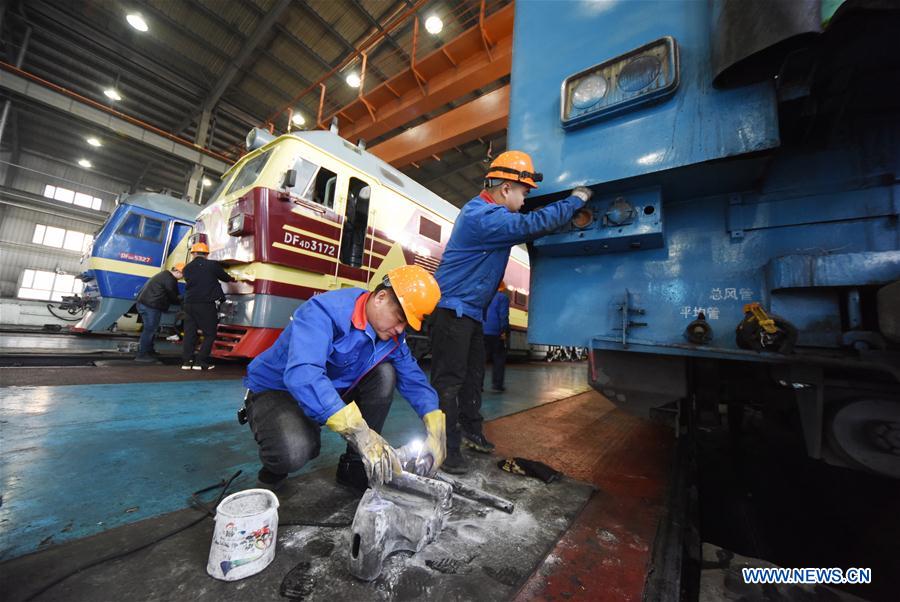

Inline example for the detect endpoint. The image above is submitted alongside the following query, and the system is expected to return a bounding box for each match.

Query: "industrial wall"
[0,150,118,299]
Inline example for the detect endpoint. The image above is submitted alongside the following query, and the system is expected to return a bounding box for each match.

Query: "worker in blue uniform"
[483,282,510,393]
[242,265,446,493]
[430,150,593,474]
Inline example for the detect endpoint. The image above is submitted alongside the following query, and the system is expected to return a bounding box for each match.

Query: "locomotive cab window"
[226,148,272,196]
[117,213,164,242]
[286,157,320,203]
[308,164,338,209]
[340,177,372,268]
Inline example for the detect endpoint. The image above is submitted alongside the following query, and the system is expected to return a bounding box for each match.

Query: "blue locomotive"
[72,193,198,332]
[512,0,899,476]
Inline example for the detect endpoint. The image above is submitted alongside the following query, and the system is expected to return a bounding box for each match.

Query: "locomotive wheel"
[826,399,900,478]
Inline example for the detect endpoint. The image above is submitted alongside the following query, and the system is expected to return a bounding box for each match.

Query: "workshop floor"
[0,361,590,561]
[1,375,675,602]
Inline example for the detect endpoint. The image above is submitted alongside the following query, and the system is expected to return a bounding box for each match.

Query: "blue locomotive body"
[512,0,900,475]
[75,193,197,332]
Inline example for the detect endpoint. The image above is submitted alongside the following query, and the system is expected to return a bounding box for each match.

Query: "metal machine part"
[348,472,451,581]
[684,312,713,344]
[826,399,900,478]
[735,303,798,354]
[434,473,516,514]
[532,187,664,257]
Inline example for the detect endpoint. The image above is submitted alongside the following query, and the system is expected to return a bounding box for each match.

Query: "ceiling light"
[345,72,361,88]
[77,159,92,168]
[291,112,306,126]
[104,88,122,101]
[126,13,149,32]
[202,178,213,187]
[86,136,102,147]
[424,15,443,34]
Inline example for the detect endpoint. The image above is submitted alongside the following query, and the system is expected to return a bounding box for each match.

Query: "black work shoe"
[257,467,287,492]
[336,453,369,493]
[193,363,215,371]
[441,449,469,474]
[181,361,193,370]
[462,431,496,454]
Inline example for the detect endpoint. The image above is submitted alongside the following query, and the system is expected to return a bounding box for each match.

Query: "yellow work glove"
[325,402,401,486]
[422,409,447,476]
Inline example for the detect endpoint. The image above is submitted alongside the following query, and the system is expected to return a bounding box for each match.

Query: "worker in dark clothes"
[430,150,593,474]
[242,265,445,493]
[135,262,184,362]
[484,282,510,393]
[181,242,235,371]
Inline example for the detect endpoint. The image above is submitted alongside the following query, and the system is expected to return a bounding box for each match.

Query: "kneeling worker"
[242,265,446,492]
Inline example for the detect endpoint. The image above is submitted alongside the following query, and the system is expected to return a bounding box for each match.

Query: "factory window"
[419,216,441,242]
[32,224,93,252]
[43,185,103,210]
[17,269,83,302]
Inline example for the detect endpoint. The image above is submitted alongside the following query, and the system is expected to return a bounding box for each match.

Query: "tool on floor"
[434,472,516,514]
[349,471,452,581]
[497,457,562,483]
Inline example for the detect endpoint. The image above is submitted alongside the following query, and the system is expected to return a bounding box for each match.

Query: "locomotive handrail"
[288,196,328,216]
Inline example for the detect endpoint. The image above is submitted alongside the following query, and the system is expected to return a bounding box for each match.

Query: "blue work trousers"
[136,303,162,356]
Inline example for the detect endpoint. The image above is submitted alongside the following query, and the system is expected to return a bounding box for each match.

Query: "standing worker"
[181,242,235,371]
[484,282,510,393]
[134,263,184,362]
[241,265,446,493]
[430,150,593,473]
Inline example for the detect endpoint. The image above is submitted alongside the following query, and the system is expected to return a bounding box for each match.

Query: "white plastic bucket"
[206,488,280,581]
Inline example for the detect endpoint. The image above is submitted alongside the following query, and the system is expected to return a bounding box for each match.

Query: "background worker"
[242,265,446,493]
[430,150,593,474]
[181,242,235,371]
[134,262,184,362]
[483,282,510,393]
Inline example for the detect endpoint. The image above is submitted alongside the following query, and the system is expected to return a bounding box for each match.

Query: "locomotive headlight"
[561,37,679,129]
[571,74,608,110]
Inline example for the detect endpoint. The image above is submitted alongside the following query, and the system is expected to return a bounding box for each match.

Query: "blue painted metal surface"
[512,0,900,359]
[509,0,780,196]
[534,187,664,256]
[0,363,588,560]
[77,194,197,331]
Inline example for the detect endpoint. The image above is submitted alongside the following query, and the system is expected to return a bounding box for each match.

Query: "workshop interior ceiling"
[0,0,511,205]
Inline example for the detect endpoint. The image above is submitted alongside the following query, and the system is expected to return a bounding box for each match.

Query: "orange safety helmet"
[384,265,441,331]
[173,262,186,272]
[190,242,210,254]
[485,150,543,189]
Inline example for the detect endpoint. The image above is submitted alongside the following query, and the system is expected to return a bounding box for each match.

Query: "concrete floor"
[0,361,590,561]
[3,452,596,602]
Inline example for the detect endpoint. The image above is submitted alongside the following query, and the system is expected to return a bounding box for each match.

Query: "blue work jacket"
[484,291,510,336]
[244,288,438,424]
[434,191,583,322]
